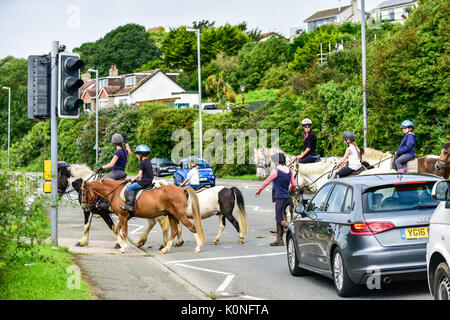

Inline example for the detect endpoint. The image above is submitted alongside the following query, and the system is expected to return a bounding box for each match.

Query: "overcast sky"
[0,0,382,59]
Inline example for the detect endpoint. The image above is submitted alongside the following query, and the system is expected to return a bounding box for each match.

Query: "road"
[59,176,431,300]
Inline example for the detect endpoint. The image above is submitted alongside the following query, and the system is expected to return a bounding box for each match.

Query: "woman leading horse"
[81,178,205,254]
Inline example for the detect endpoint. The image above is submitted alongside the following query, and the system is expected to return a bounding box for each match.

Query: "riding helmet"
[134,144,151,156]
[342,131,356,142]
[301,118,312,126]
[271,152,286,164]
[111,133,124,144]
[400,120,414,128]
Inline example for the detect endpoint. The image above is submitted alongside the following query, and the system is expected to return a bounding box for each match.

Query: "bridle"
[81,179,128,211]
[435,149,450,170]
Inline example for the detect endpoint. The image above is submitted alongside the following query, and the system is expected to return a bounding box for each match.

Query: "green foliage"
[74,23,159,76]
[259,63,294,89]
[237,37,290,90]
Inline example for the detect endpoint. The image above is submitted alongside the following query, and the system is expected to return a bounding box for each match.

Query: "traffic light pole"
[50,41,59,246]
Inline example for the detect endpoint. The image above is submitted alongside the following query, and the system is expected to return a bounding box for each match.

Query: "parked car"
[173,158,215,187]
[150,158,179,177]
[427,180,450,300]
[200,102,231,114]
[287,173,443,297]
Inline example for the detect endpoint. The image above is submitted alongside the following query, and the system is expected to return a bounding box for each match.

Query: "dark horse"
[58,164,120,248]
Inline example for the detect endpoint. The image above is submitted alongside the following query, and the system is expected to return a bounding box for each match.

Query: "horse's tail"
[231,187,248,235]
[185,186,205,243]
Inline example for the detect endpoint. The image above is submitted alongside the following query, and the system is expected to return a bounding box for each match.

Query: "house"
[80,65,198,111]
[370,0,417,24]
[289,27,304,42]
[258,32,289,42]
[304,0,363,32]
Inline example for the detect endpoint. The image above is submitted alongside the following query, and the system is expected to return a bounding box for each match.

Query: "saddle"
[312,155,321,163]
[119,182,160,203]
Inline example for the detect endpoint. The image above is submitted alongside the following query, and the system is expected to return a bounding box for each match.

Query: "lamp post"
[87,68,99,164]
[186,27,202,159]
[361,0,368,148]
[2,86,10,169]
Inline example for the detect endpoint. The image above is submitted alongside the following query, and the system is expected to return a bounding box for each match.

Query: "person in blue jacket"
[394,120,416,173]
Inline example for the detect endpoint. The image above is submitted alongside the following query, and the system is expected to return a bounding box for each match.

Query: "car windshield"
[363,181,439,213]
[197,160,211,169]
[159,158,174,165]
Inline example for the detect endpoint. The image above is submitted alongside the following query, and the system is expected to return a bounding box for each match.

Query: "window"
[387,9,395,21]
[308,184,333,212]
[125,76,136,87]
[99,100,108,108]
[343,187,353,212]
[99,79,108,88]
[118,98,128,105]
[326,184,348,213]
[363,182,438,213]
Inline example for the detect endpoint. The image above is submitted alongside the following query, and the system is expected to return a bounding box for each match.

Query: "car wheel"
[332,248,359,297]
[433,262,450,300]
[286,233,308,276]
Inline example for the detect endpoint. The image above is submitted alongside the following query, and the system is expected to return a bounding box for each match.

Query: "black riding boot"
[121,189,138,215]
[270,224,284,246]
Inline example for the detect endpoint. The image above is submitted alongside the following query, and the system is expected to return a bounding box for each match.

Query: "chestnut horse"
[81,178,205,254]
[434,142,450,178]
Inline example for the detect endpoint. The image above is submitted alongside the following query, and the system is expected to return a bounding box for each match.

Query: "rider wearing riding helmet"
[97,133,131,180]
[394,120,416,173]
[296,118,318,164]
[121,144,153,214]
[255,152,297,246]
[331,131,361,179]
[180,156,200,190]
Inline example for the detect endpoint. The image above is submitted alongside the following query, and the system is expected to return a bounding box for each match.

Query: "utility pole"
[2,86,10,169]
[361,0,368,148]
[50,41,59,246]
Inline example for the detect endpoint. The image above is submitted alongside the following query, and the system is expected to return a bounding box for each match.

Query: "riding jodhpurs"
[335,166,355,178]
[299,154,317,164]
[104,170,127,180]
[274,198,293,224]
[395,154,414,170]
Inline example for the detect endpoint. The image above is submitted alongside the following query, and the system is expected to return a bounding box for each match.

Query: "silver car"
[287,173,443,297]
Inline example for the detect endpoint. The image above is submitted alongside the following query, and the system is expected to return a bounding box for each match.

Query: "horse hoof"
[160,250,167,254]
[194,249,201,253]
[174,241,184,247]
[211,241,218,245]
[114,244,121,249]
[239,240,244,245]
[75,242,81,247]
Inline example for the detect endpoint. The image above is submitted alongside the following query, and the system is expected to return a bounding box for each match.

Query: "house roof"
[304,5,351,22]
[374,0,416,10]
[258,32,288,41]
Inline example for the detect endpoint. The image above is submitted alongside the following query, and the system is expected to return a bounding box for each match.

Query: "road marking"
[246,205,273,212]
[175,263,235,293]
[166,252,285,264]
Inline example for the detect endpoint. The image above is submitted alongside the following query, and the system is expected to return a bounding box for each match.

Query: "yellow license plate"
[401,227,429,240]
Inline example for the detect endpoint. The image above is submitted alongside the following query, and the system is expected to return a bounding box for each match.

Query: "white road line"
[166,252,285,264]
[216,274,235,292]
[174,263,232,275]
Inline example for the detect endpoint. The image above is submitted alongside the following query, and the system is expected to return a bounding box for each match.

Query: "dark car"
[151,158,179,177]
[286,173,443,297]
[173,158,215,187]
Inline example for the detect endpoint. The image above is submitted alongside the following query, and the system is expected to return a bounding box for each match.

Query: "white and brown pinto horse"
[81,178,205,254]
[137,185,248,247]
[58,164,170,249]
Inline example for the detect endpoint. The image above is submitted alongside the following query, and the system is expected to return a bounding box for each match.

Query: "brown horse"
[81,178,205,254]
[435,142,450,178]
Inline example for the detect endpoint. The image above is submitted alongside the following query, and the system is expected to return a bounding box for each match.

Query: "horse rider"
[331,131,362,179]
[180,156,201,190]
[97,133,131,180]
[255,152,297,246]
[394,120,416,173]
[121,144,153,215]
[296,118,318,164]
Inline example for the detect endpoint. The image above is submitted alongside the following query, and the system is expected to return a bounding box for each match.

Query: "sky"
[0,0,382,60]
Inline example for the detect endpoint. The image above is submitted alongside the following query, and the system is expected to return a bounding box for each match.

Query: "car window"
[308,184,333,212]
[326,184,348,212]
[364,182,439,212]
[197,160,211,169]
[343,187,353,212]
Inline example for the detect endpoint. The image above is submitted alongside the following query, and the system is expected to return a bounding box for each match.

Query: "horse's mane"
[68,164,95,184]
[362,147,391,161]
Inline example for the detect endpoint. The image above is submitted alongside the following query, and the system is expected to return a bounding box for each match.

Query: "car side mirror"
[295,204,306,214]
[431,181,450,201]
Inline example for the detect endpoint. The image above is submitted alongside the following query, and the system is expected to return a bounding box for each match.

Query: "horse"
[137,186,248,247]
[255,147,297,178]
[81,178,205,254]
[58,164,170,249]
[435,142,450,178]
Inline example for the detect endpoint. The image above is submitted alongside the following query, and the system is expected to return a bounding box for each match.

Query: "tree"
[74,24,160,76]
[205,72,236,108]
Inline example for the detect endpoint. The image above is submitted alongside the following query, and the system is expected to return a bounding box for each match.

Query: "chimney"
[81,71,91,82]
[109,64,118,76]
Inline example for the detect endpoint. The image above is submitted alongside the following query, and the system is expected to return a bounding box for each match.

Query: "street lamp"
[361,0,368,148]
[186,27,203,159]
[87,68,99,164]
[2,86,10,169]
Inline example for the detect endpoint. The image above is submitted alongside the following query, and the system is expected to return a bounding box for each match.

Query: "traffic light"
[58,52,84,118]
[27,55,51,119]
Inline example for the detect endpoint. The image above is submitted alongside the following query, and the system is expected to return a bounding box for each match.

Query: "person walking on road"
[121,145,153,216]
[97,133,131,180]
[296,118,318,164]
[255,152,297,246]
[394,120,416,173]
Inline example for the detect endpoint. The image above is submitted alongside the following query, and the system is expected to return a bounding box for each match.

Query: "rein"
[83,179,129,209]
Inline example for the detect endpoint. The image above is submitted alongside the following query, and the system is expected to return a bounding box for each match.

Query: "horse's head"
[436,142,450,171]
[58,165,71,196]
[80,180,97,211]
